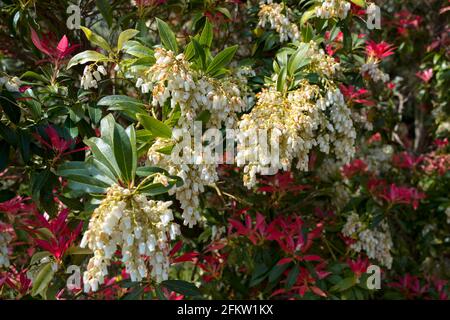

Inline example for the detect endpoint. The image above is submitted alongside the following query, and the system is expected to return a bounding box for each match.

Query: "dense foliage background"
[0,0,449,300]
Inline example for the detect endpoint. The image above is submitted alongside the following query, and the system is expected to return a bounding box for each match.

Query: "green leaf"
[126,125,137,182]
[18,130,31,163]
[342,26,352,52]
[137,114,172,139]
[215,7,232,20]
[349,0,366,7]
[30,251,52,266]
[99,114,116,148]
[98,95,145,107]
[96,0,113,27]
[331,276,357,292]
[288,43,311,76]
[122,285,144,300]
[301,6,318,24]
[268,263,290,282]
[20,71,48,83]
[0,122,18,145]
[0,141,9,171]
[117,29,140,52]
[80,26,112,52]
[136,166,168,177]
[192,38,206,70]
[199,20,213,48]
[195,110,211,125]
[156,18,178,53]
[32,262,55,297]
[301,24,314,43]
[108,105,147,121]
[276,66,287,92]
[113,123,133,183]
[56,161,113,192]
[285,266,300,290]
[161,280,201,297]
[84,138,122,180]
[123,41,154,58]
[206,45,238,76]
[67,50,108,69]
[66,247,93,255]
[138,182,172,196]
[0,92,21,124]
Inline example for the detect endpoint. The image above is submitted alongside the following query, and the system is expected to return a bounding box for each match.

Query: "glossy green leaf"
[199,20,213,48]
[117,29,140,52]
[84,137,122,179]
[80,26,112,52]
[206,45,238,76]
[96,0,113,27]
[161,280,201,297]
[67,50,108,69]
[31,262,55,297]
[156,18,178,53]
[350,0,366,7]
[98,95,145,107]
[137,114,172,139]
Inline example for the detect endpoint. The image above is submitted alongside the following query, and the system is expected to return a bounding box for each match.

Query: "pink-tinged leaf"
[173,252,199,263]
[310,286,327,297]
[34,239,54,254]
[53,208,70,234]
[169,241,183,256]
[228,219,247,235]
[302,255,322,262]
[257,186,275,193]
[245,214,252,229]
[270,288,286,297]
[255,213,266,232]
[205,243,226,252]
[277,258,293,265]
[248,235,258,245]
[30,28,51,56]
[56,35,69,54]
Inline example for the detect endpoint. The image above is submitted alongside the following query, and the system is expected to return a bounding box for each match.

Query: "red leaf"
[277,258,293,265]
[56,35,69,55]
[310,286,327,297]
[30,28,51,56]
[169,241,183,257]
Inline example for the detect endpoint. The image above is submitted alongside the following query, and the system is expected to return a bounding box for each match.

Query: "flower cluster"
[257,1,300,42]
[342,212,393,268]
[315,0,351,20]
[140,48,245,128]
[361,61,390,83]
[147,138,218,227]
[139,48,247,226]
[361,41,395,83]
[0,76,22,92]
[0,223,12,268]
[80,64,107,90]
[80,184,179,292]
[237,84,356,188]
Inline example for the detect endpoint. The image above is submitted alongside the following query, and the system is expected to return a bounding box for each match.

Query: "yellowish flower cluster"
[139,48,247,226]
[361,59,390,83]
[308,42,341,78]
[315,0,351,20]
[80,184,179,292]
[147,138,218,227]
[257,1,300,42]
[137,48,245,128]
[342,213,393,268]
[237,83,356,188]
